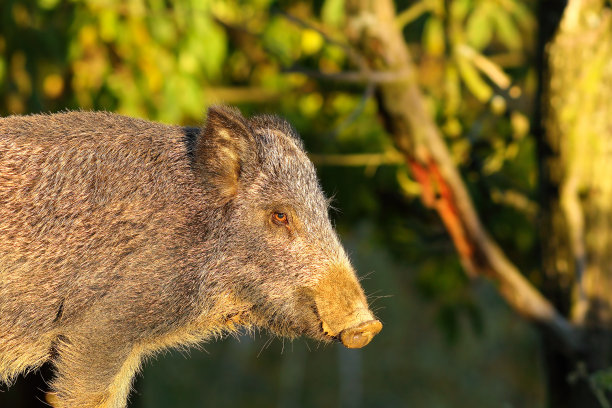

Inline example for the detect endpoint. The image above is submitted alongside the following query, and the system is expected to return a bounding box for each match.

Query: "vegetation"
[1,0,611,406]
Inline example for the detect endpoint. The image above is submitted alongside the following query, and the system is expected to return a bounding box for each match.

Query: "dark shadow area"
[0,362,53,408]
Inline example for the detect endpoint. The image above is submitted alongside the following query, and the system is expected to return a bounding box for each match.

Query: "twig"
[282,67,414,84]
[395,0,433,28]
[457,44,512,90]
[490,188,538,219]
[309,151,404,166]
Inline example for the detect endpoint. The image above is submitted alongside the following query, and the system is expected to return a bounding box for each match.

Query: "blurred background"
[0,0,605,407]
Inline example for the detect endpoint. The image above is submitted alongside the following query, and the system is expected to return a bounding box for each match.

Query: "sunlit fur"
[0,106,378,407]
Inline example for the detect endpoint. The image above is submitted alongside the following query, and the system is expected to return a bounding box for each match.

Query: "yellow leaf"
[79,25,98,49]
[12,4,30,27]
[299,93,323,117]
[456,55,492,102]
[7,93,25,114]
[490,95,506,115]
[511,111,530,139]
[424,17,445,56]
[99,10,118,42]
[301,29,324,56]
[43,74,64,99]
[443,118,462,138]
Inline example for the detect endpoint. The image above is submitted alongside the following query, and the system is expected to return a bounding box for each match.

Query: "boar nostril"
[339,319,382,349]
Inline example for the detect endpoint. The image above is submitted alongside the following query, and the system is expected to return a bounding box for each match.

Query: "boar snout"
[313,261,382,348]
[340,319,383,349]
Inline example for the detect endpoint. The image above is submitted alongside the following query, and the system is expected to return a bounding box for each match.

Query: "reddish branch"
[409,158,474,264]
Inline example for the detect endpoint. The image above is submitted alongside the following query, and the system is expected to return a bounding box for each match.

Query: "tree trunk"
[540,0,612,406]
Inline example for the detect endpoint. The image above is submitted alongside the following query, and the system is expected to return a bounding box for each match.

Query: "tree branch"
[309,151,404,167]
[344,0,578,352]
[282,67,414,84]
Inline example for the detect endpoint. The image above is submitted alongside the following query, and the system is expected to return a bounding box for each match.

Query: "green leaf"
[98,9,118,42]
[189,16,227,79]
[149,15,177,46]
[179,76,204,119]
[37,0,61,10]
[423,17,445,56]
[321,0,345,27]
[444,64,461,117]
[466,5,493,50]
[491,6,522,51]
[591,368,612,392]
[501,0,536,34]
[262,17,301,65]
[450,0,473,22]
[456,55,492,102]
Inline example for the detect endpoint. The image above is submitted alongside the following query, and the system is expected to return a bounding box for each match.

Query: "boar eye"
[272,212,289,226]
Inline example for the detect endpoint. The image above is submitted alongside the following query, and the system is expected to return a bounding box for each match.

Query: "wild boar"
[0,106,382,407]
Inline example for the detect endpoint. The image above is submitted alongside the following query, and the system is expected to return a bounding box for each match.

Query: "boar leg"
[48,332,141,408]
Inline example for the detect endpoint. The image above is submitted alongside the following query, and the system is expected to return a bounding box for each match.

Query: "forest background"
[2,0,611,407]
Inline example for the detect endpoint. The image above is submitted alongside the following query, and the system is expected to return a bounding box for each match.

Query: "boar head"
[194,106,381,349]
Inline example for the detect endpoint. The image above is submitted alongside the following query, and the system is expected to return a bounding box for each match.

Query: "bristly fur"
[0,106,379,407]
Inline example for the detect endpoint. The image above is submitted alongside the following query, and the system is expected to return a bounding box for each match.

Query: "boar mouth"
[311,304,341,343]
[238,303,380,349]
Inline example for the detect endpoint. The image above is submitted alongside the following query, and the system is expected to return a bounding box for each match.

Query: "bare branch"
[457,44,512,90]
[309,151,404,167]
[490,188,538,219]
[395,0,433,29]
[282,67,414,84]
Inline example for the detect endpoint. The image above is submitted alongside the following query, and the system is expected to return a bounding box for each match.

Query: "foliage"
[0,0,547,406]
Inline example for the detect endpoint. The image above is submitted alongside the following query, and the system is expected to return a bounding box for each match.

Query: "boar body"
[0,108,381,407]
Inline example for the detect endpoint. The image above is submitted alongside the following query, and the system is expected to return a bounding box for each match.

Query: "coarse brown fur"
[0,107,380,407]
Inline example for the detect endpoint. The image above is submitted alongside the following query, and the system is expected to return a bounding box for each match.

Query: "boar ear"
[195,106,255,200]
